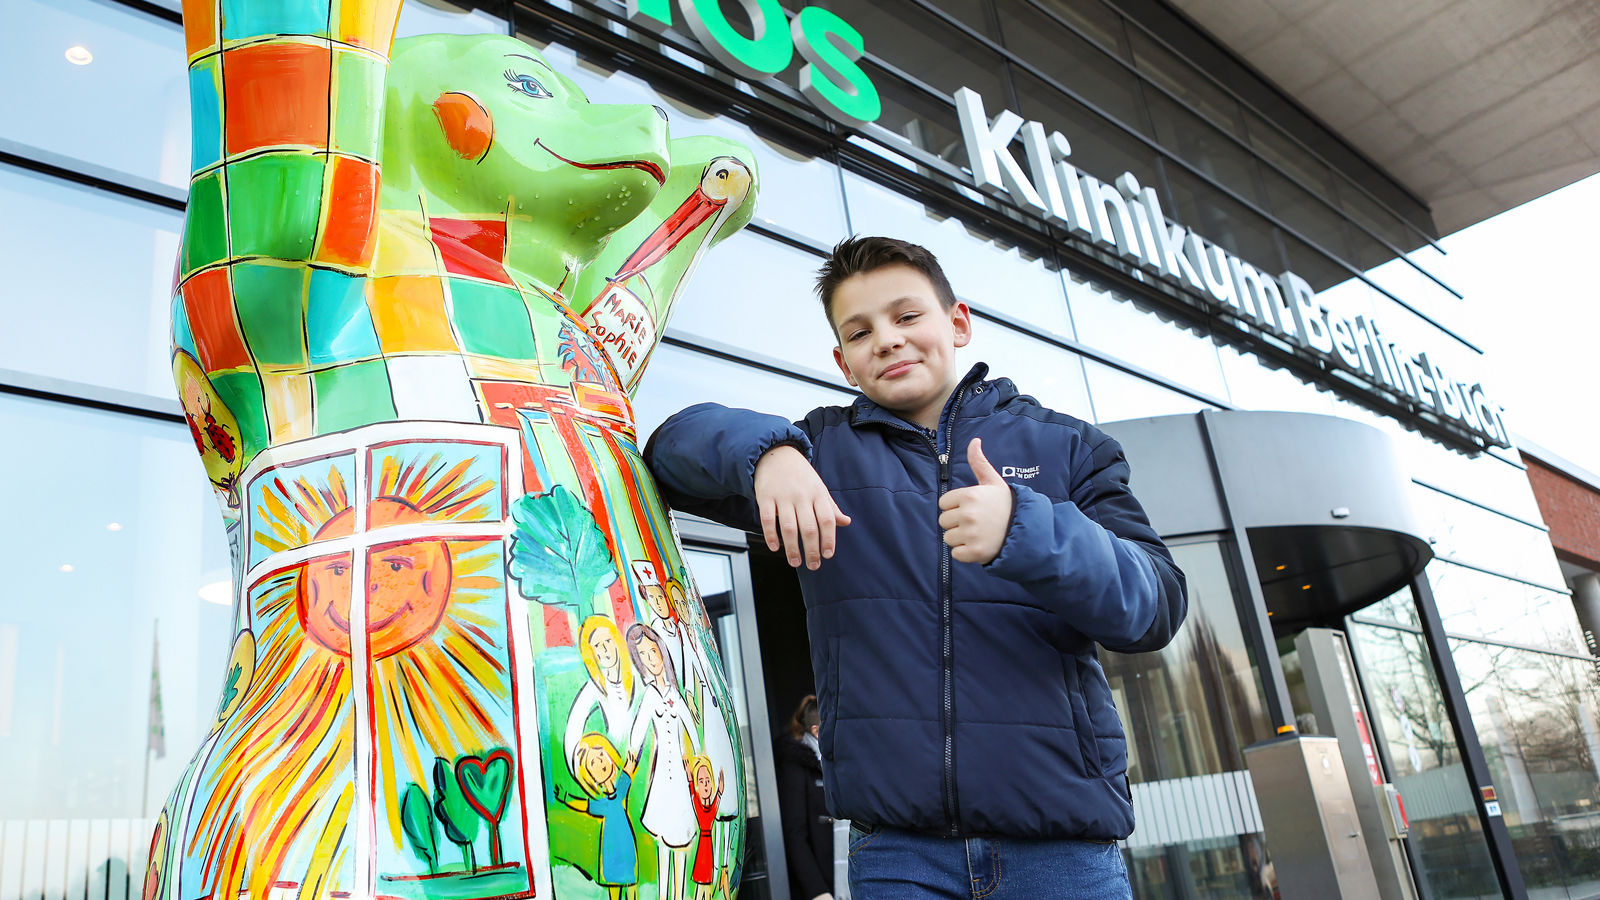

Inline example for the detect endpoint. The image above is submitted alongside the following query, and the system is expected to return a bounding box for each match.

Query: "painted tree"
[400,782,439,874]
[432,757,480,872]
[455,749,515,867]
[509,486,619,626]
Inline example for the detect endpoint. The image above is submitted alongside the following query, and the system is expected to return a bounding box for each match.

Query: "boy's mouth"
[880,360,919,379]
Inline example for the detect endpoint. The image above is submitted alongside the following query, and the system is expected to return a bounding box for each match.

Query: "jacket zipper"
[932,385,968,836]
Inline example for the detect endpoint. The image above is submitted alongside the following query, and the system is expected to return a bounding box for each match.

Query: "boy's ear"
[951,301,973,348]
[833,346,858,387]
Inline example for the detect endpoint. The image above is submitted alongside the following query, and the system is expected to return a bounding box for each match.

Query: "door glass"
[1102,539,1277,898]
[1347,620,1500,898]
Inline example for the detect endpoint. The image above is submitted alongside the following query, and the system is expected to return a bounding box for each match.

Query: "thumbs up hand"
[937,438,1014,565]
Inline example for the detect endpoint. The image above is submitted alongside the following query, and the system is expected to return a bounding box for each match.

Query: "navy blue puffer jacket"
[644,364,1187,839]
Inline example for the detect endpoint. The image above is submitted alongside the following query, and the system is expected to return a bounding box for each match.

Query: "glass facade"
[2,1,1594,899]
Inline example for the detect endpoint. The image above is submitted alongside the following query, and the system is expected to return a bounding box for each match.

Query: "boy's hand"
[939,438,1013,565]
[754,445,851,570]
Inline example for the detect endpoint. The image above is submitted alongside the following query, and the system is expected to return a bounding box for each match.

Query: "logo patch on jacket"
[1001,464,1040,480]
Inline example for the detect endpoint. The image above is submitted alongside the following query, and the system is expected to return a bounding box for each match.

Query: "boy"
[644,236,1187,899]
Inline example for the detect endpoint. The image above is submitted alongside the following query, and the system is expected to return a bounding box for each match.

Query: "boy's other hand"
[754,444,851,570]
[939,438,1013,565]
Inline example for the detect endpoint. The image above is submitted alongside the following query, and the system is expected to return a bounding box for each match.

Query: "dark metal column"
[1409,575,1527,899]
[1197,411,1297,731]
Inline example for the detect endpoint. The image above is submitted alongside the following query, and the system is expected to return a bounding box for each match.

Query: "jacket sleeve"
[642,402,813,534]
[776,755,831,899]
[983,433,1187,653]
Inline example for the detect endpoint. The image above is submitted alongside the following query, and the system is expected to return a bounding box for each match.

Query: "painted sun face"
[296,499,454,658]
[589,628,620,673]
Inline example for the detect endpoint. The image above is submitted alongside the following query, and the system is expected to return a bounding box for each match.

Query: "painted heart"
[456,749,514,822]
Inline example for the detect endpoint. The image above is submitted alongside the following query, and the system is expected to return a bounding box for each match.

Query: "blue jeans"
[846,823,1132,900]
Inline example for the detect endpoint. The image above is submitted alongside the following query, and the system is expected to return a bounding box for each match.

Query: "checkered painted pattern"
[172,0,587,465]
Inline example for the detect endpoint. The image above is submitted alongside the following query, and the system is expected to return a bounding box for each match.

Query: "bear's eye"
[504,69,553,99]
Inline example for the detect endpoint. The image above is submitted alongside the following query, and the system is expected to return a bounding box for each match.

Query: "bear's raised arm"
[179,0,401,280]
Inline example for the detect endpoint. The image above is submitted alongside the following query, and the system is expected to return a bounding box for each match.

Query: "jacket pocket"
[819,635,840,758]
[1062,653,1103,776]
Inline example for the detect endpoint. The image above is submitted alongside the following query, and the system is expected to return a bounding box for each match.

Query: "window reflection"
[2,0,188,189]
[961,318,1093,421]
[994,0,1152,139]
[1347,621,1501,898]
[665,231,842,382]
[632,344,855,441]
[1084,360,1213,423]
[1106,541,1276,899]
[1427,562,1583,655]
[1064,271,1229,400]
[1452,640,1600,897]
[0,165,183,401]
[1410,488,1568,593]
[0,394,232,823]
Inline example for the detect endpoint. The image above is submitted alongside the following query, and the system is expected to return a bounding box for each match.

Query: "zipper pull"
[938,452,949,465]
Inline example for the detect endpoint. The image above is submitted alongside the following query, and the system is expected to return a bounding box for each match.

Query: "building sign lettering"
[955,87,1508,448]
[625,0,882,127]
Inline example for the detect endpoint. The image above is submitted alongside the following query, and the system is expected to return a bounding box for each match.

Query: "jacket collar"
[848,362,1013,431]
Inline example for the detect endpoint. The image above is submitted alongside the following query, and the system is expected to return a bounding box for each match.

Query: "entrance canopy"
[1102,409,1433,625]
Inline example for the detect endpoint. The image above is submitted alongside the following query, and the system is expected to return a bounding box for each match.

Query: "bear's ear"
[432,91,494,162]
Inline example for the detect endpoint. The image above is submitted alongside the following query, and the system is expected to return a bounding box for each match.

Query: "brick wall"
[1523,454,1600,569]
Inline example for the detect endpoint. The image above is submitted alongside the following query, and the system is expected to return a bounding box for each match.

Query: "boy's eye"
[847,330,868,342]
[898,313,920,324]
[504,70,553,99]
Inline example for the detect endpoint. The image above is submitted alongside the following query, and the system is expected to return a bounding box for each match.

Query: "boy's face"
[830,264,972,430]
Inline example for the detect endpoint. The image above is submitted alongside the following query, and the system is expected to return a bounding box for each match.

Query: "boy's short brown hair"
[816,236,957,331]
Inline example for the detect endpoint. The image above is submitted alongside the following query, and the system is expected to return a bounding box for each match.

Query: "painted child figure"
[564,733,640,900]
[149,3,758,900]
[685,756,725,900]
[645,237,1188,900]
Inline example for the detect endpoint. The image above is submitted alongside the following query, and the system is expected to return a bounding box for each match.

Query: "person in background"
[776,694,834,900]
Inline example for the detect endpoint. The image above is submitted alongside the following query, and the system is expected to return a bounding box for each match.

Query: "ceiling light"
[1301,584,1312,590]
[1274,564,1286,571]
[106,522,123,531]
[65,46,93,65]
[198,580,232,606]
[59,564,75,573]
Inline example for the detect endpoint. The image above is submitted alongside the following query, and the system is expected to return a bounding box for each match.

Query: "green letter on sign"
[793,6,880,127]
[625,0,672,32]
[680,0,794,78]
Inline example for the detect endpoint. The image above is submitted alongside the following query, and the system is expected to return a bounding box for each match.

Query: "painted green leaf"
[508,486,618,610]
[217,662,242,716]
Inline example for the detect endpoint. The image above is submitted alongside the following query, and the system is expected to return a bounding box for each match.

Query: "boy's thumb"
[968,438,1005,485]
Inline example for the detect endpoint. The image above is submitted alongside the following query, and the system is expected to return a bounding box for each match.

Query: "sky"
[1436,172,1600,477]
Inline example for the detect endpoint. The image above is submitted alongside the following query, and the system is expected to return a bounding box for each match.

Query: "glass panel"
[530,39,849,244]
[1106,541,1277,899]
[1215,344,1336,415]
[841,171,1076,339]
[1409,487,1567,591]
[1017,0,1129,58]
[1163,167,1283,276]
[1452,640,1600,899]
[2,0,189,189]
[0,393,232,822]
[632,343,856,441]
[1280,230,1355,294]
[1144,91,1262,205]
[994,0,1152,138]
[665,232,842,383]
[1127,28,1244,135]
[1012,70,1162,195]
[1083,360,1213,423]
[861,63,973,165]
[816,0,1008,102]
[962,319,1093,421]
[1427,561,1583,655]
[682,550,756,817]
[1064,272,1228,400]
[0,165,183,401]
[1374,414,1547,526]
[1257,165,1353,264]
[1347,621,1501,899]
[1242,109,1334,198]
[396,0,506,36]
